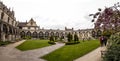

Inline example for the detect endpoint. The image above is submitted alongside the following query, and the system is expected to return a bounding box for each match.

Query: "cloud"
[1,0,120,30]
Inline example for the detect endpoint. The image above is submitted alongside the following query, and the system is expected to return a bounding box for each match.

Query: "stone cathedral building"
[0,1,96,42]
[0,2,20,42]
[18,18,94,40]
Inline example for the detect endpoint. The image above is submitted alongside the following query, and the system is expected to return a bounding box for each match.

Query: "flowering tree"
[90,2,120,36]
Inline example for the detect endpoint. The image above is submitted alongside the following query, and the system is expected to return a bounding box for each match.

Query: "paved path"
[74,47,106,61]
[0,40,65,61]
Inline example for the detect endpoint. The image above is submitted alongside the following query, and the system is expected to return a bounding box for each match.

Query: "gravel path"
[0,40,65,61]
[74,47,106,61]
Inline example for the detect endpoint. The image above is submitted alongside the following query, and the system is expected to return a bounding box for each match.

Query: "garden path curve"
[0,40,65,61]
[74,47,106,61]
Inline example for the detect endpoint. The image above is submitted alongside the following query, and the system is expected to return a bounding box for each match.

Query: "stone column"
[0,23,4,41]
[0,23,1,41]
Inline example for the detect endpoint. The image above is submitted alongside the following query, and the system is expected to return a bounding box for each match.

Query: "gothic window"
[51,32,54,36]
[31,22,33,25]
[8,17,10,23]
[20,31,25,38]
[26,31,31,37]
[9,27,12,34]
[56,32,59,37]
[32,31,37,38]
[12,21,14,25]
[3,24,8,34]
[92,30,95,37]
[60,32,64,36]
[3,7,5,10]
[97,30,102,37]
[1,12,4,19]
[60,32,64,39]
[45,32,49,37]
[39,31,43,39]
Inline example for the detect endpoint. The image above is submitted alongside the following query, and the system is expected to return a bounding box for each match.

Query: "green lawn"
[41,40,100,61]
[16,39,51,51]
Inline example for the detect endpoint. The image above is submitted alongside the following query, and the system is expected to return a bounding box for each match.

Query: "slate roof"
[17,22,27,27]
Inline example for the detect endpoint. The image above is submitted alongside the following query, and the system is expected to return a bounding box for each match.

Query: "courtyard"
[0,0,120,61]
[0,39,102,61]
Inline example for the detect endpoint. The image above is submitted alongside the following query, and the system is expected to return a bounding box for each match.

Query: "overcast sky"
[1,0,120,30]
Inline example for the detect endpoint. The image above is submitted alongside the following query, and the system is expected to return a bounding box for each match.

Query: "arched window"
[60,32,64,39]
[97,30,102,37]
[26,31,31,37]
[9,27,13,34]
[3,24,8,34]
[39,31,43,38]
[12,21,14,25]
[55,32,59,37]
[51,32,54,36]
[32,31,38,38]
[92,30,95,37]
[20,31,25,38]
[1,12,4,19]
[8,17,10,23]
[31,22,33,25]
[45,32,49,37]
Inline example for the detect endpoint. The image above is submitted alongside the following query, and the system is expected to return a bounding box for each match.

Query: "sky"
[1,0,120,30]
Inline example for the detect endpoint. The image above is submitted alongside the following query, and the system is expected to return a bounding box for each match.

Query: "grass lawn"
[16,39,51,51]
[41,40,100,61]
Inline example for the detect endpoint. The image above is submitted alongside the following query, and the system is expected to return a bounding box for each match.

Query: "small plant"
[49,36,54,41]
[48,41,56,44]
[65,41,80,45]
[48,36,56,44]
[74,33,79,42]
[67,32,73,42]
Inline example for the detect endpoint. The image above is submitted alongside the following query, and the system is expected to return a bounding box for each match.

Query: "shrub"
[102,30,111,38]
[107,32,120,47]
[103,32,120,61]
[24,36,32,39]
[103,44,120,61]
[67,32,73,42]
[74,33,79,42]
[48,41,56,45]
[49,36,54,41]
[0,41,11,46]
[65,41,80,45]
